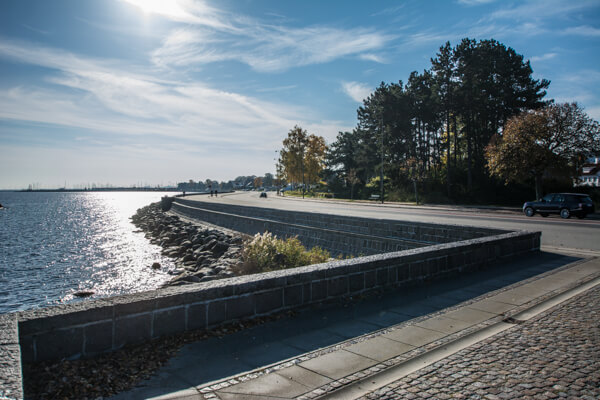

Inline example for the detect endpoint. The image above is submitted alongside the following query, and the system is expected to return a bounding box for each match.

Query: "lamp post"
[301,144,305,199]
[379,114,384,204]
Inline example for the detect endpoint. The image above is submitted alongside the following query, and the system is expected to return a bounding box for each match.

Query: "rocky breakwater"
[131,203,245,286]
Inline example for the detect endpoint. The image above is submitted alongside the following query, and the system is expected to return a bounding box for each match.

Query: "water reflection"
[0,191,177,312]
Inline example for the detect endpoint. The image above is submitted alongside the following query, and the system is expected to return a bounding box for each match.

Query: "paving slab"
[414,315,473,335]
[345,336,415,362]
[216,392,287,400]
[381,325,447,347]
[215,371,309,398]
[442,307,497,324]
[465,298,515,314]
[275,365,332,389]
[299,350,378,380]
[149,388,202,400]
[487,290,535,306]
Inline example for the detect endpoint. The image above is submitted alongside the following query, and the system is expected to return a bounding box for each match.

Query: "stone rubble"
[131,202,245,287]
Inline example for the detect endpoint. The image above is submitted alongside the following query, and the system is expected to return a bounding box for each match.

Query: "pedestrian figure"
[215,189,218,197]
[210,190,213,197]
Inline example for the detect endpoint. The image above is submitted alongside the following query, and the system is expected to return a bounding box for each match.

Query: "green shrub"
[236,232,331,275]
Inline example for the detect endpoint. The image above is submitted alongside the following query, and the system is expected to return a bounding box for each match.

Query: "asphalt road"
[187,191,600,252]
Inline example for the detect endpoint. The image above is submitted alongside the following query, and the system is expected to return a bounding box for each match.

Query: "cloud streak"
[0,39,310,150]
[152,25,393,72]
[341,81,372,103]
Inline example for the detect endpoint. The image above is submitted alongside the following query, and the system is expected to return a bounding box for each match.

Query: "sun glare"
[124,0,188,20]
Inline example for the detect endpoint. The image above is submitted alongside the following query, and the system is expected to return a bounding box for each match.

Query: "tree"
[347,169,361,200]
[280,126,327,191]
[262,173,274,187]
[253,176,263,188]
[486,103,600,199]
[280,126,308,187]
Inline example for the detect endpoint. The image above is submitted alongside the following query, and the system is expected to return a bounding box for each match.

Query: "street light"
[379,114,384,204]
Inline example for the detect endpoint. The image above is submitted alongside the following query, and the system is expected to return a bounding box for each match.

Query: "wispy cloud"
[457,0,496,6]
[359,53,386,63]
[121,0,394,72]
[152,25,394,72]
[530,52,558,63]
[0,39,306,149]
[563,25,600,37]
[22,24,50,35]
[121,0,234,31]
[489,0,596,21]
[341,81,372,103]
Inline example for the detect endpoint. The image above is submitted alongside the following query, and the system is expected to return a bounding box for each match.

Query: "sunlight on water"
[0,191,177,313]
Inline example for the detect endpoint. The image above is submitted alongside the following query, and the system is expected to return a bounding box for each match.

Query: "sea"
[0,191,178,314]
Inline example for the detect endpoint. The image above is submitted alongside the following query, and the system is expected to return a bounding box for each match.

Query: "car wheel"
[524,207,535,217]
[540,213,549,217]
[560,208,571,219]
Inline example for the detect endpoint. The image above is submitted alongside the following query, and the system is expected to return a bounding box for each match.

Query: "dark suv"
[523,193,595,219]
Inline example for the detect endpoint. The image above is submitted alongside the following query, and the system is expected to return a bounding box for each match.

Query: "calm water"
[0,191,178,314]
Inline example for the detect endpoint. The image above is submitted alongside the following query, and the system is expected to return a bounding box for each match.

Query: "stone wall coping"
[17,230,534,330]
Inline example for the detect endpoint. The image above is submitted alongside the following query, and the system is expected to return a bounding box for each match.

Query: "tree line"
[278,38,600,204]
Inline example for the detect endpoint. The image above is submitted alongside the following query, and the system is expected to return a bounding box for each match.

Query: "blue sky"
[1,0,599,189]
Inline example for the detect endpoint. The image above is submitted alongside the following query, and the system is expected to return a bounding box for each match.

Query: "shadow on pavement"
[112,251,580,399]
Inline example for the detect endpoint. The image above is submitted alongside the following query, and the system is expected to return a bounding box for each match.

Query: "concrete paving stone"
[382,324,447,347]
[216,371,310,398]
[345,335,415,362]
[466,299,515,315]
[487,291,535,306]
[299,349,378,380]
[509,282,556,297]
[216,392,288,400]
[415,315,474,335]
[275,365,332,388]
[148,387,202,400]
[443,307,497,324]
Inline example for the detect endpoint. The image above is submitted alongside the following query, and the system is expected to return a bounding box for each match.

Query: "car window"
[542,194,554,202]
[553,194,565,203]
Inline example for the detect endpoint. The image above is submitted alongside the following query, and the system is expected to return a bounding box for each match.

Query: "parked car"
[523,193,595,219]
[259,192,267,198]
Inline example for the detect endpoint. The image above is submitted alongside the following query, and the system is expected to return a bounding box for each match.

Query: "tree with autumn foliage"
[280,126,327,190]
[486,103,600,200]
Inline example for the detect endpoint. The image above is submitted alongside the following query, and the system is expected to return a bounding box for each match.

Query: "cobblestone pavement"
[359,284,600,400]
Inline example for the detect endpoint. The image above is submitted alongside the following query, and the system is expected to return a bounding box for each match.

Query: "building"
[576,156,600,187]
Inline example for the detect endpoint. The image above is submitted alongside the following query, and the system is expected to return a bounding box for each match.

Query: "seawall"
[1,200,540,399]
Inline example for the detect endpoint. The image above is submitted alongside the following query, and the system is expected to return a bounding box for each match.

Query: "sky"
[0,0,599,189]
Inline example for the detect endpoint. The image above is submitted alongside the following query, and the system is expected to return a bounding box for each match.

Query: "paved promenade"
[359,284,600,399]
[112,252,599,400]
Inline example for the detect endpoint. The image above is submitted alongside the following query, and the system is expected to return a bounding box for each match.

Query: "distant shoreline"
[12,188,184,193]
